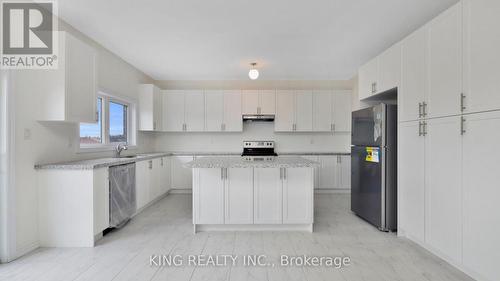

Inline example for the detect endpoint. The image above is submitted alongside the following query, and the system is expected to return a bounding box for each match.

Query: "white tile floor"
[0,194,474,281]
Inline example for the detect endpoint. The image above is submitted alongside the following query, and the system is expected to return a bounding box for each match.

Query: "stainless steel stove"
[241,141,277,161]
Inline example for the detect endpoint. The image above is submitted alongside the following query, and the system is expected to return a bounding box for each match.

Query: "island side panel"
[283,167,314,224]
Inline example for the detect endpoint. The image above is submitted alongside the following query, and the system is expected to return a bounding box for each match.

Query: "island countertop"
[185,156,319,169]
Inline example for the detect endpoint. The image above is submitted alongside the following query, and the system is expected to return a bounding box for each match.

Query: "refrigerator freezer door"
[351,145,383,228]
[352,104,386,147]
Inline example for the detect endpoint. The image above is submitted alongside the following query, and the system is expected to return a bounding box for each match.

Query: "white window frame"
[78,91,137,153]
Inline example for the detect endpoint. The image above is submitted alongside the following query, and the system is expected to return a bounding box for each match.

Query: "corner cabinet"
[23,31,97,123]
[138,84,162,131]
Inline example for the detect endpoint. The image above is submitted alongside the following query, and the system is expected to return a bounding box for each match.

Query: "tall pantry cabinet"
[396,1,500,280]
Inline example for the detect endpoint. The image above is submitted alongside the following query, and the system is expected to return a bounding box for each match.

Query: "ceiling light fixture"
[248,63,259,80]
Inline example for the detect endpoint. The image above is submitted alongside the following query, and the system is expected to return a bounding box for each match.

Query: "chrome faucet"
[115,143,128,158]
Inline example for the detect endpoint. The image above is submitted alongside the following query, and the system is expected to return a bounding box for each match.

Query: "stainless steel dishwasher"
[109,163,136,228]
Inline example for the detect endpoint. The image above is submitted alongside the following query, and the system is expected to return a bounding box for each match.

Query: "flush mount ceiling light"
[248,63,259,80]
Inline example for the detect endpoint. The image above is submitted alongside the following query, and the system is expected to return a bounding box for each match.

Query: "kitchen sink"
[117,155,137,159]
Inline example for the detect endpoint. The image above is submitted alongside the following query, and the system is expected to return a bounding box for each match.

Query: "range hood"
[242,114,275,122]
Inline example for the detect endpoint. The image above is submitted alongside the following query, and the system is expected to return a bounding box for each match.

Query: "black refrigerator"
[351,104,397,232]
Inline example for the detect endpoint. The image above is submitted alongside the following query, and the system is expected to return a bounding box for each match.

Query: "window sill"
[77,144,138,154]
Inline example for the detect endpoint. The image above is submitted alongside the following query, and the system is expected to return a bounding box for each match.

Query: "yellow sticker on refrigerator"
[365,147,380,163]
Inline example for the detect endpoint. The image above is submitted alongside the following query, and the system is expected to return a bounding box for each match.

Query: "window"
[79,93,134,149]
[80,97,103,144]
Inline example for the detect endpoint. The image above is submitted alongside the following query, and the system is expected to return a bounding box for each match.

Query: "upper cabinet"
[313,90,352,132]
[427,2,463,119]
[162,90,205,132]
[205,90,242,132]
[138,84,162,131]
[33,32,97,123]
[275,90,313,132]
[242,90,276,115]
[358,43,401,100]
[462,0,500,114]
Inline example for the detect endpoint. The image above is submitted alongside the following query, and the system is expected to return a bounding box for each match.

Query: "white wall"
[153,80,354,154]
[9,19,156,259]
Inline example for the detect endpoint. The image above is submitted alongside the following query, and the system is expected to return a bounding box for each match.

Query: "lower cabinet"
[171,156,194,190]
[254,168,283,224]
[283,168,314,224]
[193,167,314,225]
[135,157,171,211]
[225,168,254,224]
[317,155,351,190]
[135,160,151,210]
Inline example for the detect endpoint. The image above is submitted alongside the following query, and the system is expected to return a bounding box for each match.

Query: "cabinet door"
[225,168,254,224]
[427,2,462,118]
[399,121,425,242]
[318,156,339,189]
[462,111,500,281]
[303,156,319,189]
[275,90,295,132]
[223,91,243,132]
[358,58,378,100]
[312,90,333,132]
[332,91,352,132]
[254,168,282,224]
[193,169,224,224]
[283,168,313,224]
[259,90,276,114]
[93,168,109,235]
[135,160,151,210]
[66,33,97,123]
[377,43,401,94]
[138,84,155,131]
[149,158,163,202]
[295,90,313,131]
[338,156,351,189]
[153,86,162,131]
[242,90,259,115]
[400,27,428,122]
[160,157,171,194]
[463,0,500,114]
[205,90,224,132]
[171,156,193,190]
[163,91,185,132]
[425,116,462,263]
[184,90,205,132]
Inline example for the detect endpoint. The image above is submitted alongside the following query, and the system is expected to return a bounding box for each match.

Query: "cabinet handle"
[153,121,156,130]
[418,103,422,118]
[374,82,377,93]
[422,102,427,117]
[148,160,153,169]
[460,93,466,112]
[221,168,224,180]
[461,117,466,135]
[418,122,422,136]
[422,122,427,136]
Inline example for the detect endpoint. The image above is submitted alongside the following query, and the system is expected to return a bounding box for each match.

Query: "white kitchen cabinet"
[295,90,313,131]
[377,43,401,94]
[159,157,171,194]
[93,168,109,236]
[318,156,339,190]
[275,90,295,131]
[149,158,163,200]
[225,168,254,224]
[30,32,97,123]
[204,90,224,131]
[399,121,425,242]
[171,156,194,190]
[358,57,378,100]
[463,0,500,114]
[427,2,462,119]
[332,91,352,132]
[283,168,313,224]
[303,156,319,189]
[313,90,333,132]
[138,84,162,131]
[400,27,428,122]
[462,111,500,281]
[254,168,283,224]
[135,160,151,210]
[193,168,224,224]
[205,90,242,132]
[242,90,275,115]
[162,90,185,132]
[425,116,462,263]
[223,91,243,132]
[184,90,205,132]
[338,155,351,189]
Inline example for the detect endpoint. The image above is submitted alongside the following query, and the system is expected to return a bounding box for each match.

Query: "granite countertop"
[34,152,171,170]
[185,156,320,169]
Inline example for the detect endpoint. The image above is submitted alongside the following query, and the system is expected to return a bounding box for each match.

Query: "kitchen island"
[186,156,318,233]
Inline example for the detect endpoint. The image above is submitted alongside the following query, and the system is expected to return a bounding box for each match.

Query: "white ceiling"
[58,0,458,81]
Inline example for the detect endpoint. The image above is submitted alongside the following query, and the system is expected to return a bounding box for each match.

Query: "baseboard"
[314,189,350,194]
[169,188,192,194]
[10,241,39,263]
[194,224,313,233]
